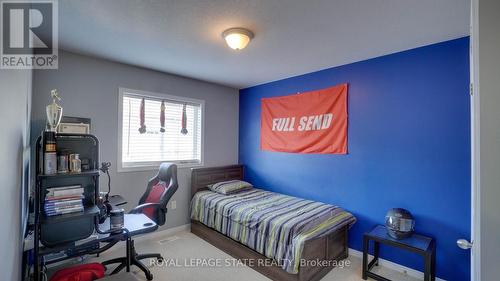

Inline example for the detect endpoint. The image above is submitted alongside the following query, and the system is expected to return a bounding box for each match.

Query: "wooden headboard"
[190,165,244,197]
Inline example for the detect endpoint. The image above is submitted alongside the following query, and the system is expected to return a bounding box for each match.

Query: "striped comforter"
[190,188,356,274]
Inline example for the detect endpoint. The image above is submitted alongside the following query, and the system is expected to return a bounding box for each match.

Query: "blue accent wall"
[239,37,470,281]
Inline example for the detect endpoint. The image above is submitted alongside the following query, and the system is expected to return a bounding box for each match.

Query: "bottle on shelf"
[43,131,57,175]
[57,150,69,174]
[70,154,82,173]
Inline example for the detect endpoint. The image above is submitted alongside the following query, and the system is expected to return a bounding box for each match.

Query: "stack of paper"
[44,185,84,216]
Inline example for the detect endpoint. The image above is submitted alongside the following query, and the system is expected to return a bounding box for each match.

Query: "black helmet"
[385,208,415,239]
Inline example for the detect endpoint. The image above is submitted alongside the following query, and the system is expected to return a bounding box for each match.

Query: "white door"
[465,1,500,280]
[461,1,479,280]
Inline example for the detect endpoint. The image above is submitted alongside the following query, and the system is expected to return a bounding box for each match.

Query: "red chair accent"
[142,183,167,220]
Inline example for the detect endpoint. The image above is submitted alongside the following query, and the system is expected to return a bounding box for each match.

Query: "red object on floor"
[49,263,105,281]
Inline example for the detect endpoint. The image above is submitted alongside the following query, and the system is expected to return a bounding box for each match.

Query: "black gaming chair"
[102,163,178,280]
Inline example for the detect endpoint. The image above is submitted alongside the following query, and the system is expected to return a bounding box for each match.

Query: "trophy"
[46,89,63,132]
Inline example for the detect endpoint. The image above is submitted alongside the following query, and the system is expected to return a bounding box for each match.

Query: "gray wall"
[32,51,239,230]
[0,69,32,281]
[478,0,500,279]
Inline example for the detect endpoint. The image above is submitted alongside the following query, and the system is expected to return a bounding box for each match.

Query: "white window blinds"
[120,90,203,169]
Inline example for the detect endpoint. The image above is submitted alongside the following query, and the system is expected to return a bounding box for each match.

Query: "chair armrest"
[129,202,164,214]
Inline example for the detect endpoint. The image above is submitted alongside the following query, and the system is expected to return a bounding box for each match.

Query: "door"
[460,1,479,280]
[464,1,500,280]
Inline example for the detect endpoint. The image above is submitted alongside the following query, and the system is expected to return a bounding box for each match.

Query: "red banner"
[260,84,348,154]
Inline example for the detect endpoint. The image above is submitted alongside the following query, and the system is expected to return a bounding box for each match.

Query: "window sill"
[117,162,204,173]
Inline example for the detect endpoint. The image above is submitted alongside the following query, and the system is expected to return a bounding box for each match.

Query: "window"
[118,88,203,171]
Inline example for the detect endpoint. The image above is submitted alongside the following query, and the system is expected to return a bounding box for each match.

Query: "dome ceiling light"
[222,28,254,50]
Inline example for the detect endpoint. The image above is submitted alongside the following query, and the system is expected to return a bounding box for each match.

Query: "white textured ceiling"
[59,0,470,89]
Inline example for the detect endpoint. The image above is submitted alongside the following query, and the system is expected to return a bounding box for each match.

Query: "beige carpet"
[78,230,421,281]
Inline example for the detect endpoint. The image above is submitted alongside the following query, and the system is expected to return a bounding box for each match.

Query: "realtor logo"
[1,0,58,69]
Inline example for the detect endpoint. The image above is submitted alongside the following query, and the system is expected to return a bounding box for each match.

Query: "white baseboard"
[349,248,445,281]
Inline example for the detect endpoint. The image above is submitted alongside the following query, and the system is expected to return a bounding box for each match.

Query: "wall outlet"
[170,200,176,210]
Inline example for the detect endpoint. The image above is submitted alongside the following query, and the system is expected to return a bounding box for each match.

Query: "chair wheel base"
[102,240,161,280]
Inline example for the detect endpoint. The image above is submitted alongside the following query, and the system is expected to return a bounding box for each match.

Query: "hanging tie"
[160,100,165,133]
[138,98,146,134]
[181,103,188,135]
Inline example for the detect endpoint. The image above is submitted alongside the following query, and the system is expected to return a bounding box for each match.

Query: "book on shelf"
[45,206,84,216]
[43,202,83,211]
[45,194,84,201]
[45,204,84,215]
[45,194,83,201]
[44,185,85,216]
[44,198,83,208]
[46,185,84,197]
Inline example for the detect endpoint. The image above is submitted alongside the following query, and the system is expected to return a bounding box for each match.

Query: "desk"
[97,214,158,274]
[362,225,435,281]
[37,214,157,272]
[98,214,158,240]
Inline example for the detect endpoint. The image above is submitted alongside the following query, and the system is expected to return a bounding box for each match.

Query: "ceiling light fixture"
[222,28,254,50]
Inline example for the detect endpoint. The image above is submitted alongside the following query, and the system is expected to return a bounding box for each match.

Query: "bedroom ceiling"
[58,0,470,89]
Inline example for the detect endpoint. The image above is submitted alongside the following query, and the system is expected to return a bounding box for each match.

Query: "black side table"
[362,225,436,281]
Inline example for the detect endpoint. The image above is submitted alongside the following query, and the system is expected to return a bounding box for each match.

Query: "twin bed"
[190,165,356,281]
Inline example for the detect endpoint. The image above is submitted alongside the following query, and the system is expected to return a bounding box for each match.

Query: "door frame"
[469,0,480,280]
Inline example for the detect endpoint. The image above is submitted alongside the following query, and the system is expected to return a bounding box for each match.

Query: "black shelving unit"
[33,133,101,281]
